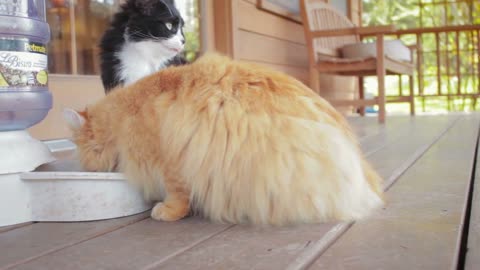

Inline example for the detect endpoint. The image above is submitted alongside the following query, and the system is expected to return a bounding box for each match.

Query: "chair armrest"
[310,25,396,38]
[407,44,418,51]
[406,44,418,64]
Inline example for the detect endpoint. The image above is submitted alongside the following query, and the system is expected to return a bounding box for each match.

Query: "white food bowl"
[0,139,152,227]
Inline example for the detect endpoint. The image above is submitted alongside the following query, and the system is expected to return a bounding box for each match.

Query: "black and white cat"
[99,0,187,93]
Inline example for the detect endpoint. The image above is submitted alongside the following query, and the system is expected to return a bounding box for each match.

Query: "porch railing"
[363,25,480,112]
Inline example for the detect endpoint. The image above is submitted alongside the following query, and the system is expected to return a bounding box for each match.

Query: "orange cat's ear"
[77,109,89,119]
[63,108,87,130]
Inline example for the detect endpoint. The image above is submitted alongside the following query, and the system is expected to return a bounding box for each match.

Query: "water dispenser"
[0,0,54,173]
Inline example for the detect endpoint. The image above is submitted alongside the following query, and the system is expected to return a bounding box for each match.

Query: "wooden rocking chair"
[300,0,416,123]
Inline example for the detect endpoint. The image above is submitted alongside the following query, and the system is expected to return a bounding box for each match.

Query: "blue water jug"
[0,0,52,131]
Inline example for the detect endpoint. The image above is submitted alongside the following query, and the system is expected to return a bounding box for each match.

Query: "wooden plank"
[328,98,377,107]
[466,125,480,270]
[237,0,305,45]
[387,96,412,103]
[235,30,308,68]
[372,116,459,190]
[316,59,412,77]
[347,116,420,157]
[393,24,480,35]
[417,33,424,100]
[0,212,149,269]
[284,116,459,270]
[348,116,419,152]
[376,34,386,124]
[316,59,376,74]
[142,116,459,270]
[455,31,461,95]
[421,93,480,98]
[213,0,236,57]
[436,32,442,96]
[310,115,479,270]
[10,219,232,270]
[243,60,309,84]
[311,25,396,38]
[346,116,386,140]
[0,222,32,234]
[356,116,413,156]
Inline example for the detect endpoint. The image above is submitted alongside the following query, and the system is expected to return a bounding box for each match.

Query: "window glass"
[46,0,200,75]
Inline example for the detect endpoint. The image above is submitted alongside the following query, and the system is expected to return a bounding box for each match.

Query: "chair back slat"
[300,0,359,60]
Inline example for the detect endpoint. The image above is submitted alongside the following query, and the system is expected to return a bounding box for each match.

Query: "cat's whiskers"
[128,30,167,42]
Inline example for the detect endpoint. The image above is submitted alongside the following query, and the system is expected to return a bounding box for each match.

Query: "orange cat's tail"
[362,157,385,202]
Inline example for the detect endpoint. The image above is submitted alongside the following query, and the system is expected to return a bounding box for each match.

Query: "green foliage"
[363,0,419,29]
[180,0,201,63]
[363,0,479,28]
[184,31,200,62]
[362,0,480,113]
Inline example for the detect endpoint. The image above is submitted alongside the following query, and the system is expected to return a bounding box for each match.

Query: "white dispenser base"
[0,130,55,174]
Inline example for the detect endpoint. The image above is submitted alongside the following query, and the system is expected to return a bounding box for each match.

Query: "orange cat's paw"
[151,202,189,222]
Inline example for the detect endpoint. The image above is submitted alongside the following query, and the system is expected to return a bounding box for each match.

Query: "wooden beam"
[393,24,480,35]
[456,31,461,95]
[417,33,425,112]
[316,58,377,73]
[327,98,378,107]
[377,34,386,123]
[311,25,396,38]
[418,93,480,98]
[436,32,442,97]
[213,0,236,57]
[386,96,412,103]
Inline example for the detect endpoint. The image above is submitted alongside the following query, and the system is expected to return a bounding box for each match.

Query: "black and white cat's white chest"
[116,27,185,86]
[117,41,169,86]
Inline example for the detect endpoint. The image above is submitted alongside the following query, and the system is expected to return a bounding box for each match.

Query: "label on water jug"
[0,39,48,89]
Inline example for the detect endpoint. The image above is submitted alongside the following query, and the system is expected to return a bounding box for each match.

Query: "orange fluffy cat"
[64,53,384,226]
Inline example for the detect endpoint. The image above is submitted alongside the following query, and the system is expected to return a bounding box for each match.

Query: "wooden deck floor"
[1,114,479,270]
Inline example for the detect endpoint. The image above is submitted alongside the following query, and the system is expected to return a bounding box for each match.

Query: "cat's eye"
[165,22,173,31]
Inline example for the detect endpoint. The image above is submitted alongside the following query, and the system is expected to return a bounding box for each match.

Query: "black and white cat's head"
[123,0,185,56]
[100,0,187,92]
